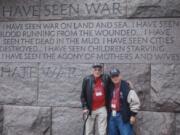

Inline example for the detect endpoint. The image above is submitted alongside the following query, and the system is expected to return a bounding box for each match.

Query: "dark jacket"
[80,74,110,115]
[108,80,137,123]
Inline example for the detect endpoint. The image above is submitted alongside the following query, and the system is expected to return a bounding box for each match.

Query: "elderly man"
[80,63,110,135]
[108,68,140,135]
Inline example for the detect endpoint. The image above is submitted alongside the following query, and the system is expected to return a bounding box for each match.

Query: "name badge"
[112,110,116,117]
[96,92,102,96]
[111,104,116,109]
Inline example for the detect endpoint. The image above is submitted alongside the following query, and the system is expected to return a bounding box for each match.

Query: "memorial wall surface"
[0,0,180,135]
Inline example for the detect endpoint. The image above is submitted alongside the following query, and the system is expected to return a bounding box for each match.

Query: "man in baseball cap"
[108,68,140,135]
[80,63,110,135]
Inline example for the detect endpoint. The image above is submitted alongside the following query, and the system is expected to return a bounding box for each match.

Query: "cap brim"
[92,65,102,68]
[110,73,120,77]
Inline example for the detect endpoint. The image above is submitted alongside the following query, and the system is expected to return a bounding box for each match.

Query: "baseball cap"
[109,68,120,77]
[92,63,103,68]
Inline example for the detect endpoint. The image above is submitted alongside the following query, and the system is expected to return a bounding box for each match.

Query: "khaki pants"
[85,107,107,135]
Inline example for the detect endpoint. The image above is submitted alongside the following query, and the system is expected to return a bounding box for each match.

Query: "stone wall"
[0,0,180,135]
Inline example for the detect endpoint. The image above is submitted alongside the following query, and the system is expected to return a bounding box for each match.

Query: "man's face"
[111,75,122,84]
[92,67,102,78]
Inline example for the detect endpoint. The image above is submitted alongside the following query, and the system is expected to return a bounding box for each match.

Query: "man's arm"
[127,81,141,124]
[127,90,141,115]
[80,77,88,111]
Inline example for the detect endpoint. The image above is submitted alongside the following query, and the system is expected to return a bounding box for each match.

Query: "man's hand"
[127,80,134,89]
[82,109,89,120]
[83,109,89,114]
[130,116,136,125]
